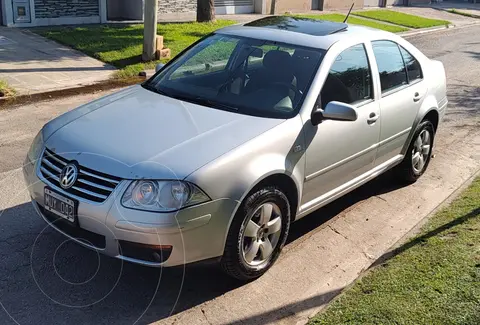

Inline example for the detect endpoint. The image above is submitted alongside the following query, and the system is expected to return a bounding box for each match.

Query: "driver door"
[301,43,381,210]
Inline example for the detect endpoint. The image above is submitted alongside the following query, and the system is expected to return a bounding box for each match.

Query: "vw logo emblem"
[60,163,78,189]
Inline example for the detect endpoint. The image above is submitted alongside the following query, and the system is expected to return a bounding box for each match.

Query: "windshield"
[144,34,325,119]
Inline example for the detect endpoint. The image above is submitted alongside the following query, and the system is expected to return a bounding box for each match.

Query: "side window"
[372,41,408,94]
[321,44,373,109]
[399,46,423,83]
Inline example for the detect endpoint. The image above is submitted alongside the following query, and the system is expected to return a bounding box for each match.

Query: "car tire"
[395,120,435,183]
[221,186,291,281]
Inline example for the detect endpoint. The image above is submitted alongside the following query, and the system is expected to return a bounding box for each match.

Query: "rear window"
[399,46,423,83]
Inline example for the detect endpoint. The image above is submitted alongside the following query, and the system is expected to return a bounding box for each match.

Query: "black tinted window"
[372,41,408,93]
[399,46,423,82]
[321,44,372,109]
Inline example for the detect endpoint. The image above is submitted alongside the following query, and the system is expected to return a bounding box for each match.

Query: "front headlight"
[121,180,210,212]
[27,130,44,163]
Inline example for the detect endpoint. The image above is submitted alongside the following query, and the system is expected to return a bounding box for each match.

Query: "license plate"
[44,188,76,223]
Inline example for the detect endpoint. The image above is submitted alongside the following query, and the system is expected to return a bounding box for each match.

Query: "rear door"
[371,40,427,166]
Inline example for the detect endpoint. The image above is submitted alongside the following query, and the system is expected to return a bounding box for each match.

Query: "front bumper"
[23,156,238,267]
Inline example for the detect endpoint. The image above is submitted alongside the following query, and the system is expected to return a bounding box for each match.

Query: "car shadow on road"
[0,171,408,325]
[287,170,408,245]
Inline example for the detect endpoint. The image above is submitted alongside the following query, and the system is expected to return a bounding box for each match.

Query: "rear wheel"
[395,120,435,183]
[221,186,291,281]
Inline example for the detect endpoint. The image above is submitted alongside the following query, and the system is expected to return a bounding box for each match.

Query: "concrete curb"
[377,167,480,263]
[400,21,480,37]
[311,168,480,324]
[399,24,454,37]
[0,77,144,110]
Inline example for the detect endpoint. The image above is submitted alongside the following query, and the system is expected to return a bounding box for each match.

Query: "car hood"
[44,85,285,180]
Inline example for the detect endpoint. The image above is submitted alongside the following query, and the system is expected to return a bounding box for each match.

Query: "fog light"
[118,240,173,263]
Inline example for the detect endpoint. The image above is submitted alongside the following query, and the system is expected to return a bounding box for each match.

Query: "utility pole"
[142,0,158,62]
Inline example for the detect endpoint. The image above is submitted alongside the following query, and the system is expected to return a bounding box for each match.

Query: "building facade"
[1,0,107,26]
[0,0,426,27]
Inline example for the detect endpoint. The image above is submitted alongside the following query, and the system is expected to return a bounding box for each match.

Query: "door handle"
[413,92,423,102]
[367,112,379,124]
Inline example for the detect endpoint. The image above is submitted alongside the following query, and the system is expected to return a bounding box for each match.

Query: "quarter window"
[372,40,408,94]
[399,46,423,83]
[321,44,373,109]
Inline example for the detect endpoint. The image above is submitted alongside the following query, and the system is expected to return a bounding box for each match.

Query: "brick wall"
[34,0,99,18]
[158,0,197,14]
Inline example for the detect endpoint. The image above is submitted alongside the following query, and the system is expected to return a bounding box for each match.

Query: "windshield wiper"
[193,97,239,112]
[166,92,239,111]
[143,84,239,112]
[142,83,170,96]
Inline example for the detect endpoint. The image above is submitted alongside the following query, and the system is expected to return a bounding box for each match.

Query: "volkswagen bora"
[24,17,447,280]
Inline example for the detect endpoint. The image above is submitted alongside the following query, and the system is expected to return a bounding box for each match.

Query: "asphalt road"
[0,26,479,325]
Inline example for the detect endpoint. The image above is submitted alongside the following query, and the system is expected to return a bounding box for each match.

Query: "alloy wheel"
[411,129,431,174]
[241,202,283,266]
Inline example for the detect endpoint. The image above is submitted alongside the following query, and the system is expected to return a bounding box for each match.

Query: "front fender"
[186,116,305,212]
[186,116,305,253]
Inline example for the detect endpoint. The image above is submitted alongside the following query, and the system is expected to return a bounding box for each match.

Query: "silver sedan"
[24,17,447,280]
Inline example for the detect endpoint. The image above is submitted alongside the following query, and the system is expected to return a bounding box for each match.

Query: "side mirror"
[311,101,357,126]
[155,63,165,73]
[250,48,264,58]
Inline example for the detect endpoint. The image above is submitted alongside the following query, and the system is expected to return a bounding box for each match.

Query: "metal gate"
[12,0,31,23]
[215,0,254,14]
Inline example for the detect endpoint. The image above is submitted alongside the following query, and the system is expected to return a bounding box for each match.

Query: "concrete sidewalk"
[0,27,115,95]
[388,4,480,27]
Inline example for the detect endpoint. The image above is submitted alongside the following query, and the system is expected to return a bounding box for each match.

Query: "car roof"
[244,16,348,36]
[216,16,393,50]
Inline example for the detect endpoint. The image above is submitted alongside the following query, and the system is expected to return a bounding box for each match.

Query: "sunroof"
[245,16,348,36]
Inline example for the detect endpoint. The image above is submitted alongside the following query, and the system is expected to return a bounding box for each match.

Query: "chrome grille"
[40,148,121,203]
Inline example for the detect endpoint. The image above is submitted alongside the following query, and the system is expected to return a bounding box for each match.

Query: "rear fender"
[401,94,439,155]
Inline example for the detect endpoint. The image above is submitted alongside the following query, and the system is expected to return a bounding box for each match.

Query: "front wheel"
[221,186,291,281]
[395,120,435,183]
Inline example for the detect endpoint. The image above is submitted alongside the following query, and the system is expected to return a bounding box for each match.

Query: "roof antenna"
[343,2,355,23]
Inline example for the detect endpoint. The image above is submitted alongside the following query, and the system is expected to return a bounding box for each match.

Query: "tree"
[197,0,216,23]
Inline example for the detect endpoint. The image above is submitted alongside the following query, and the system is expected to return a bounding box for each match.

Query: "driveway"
[0,26,479,325]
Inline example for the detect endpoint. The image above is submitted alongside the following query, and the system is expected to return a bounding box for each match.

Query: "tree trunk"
[197,0,216,23]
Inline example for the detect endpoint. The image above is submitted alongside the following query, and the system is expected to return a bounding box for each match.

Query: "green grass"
[309,177,480,325]
[294,13,409,33]
[0,80,16,97]
[448,9,480,19]
[353,10,450,29]
[32,20,236,79]
[32,16,409,79]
